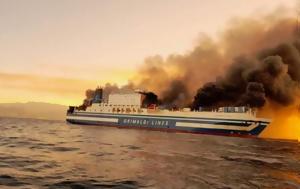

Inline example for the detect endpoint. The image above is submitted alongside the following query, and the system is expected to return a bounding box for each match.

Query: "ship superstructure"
[66,88,271,137]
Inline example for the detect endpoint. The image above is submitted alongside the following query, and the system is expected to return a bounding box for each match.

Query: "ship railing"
[197,106,252,113]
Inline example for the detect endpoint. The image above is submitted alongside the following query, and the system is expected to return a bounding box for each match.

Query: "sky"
[0,0,297,105]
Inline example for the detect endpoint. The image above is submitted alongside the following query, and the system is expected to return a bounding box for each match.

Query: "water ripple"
[0,117,299,189]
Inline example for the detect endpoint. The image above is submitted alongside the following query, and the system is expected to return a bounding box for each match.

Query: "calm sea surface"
[0,117,299,189]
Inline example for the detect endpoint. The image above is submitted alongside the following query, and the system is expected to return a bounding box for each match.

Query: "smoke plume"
[82,9,300,110]
[140,92,160,108]
[193,51,299,108]
[131,10,300,108]
[78,9,300,140]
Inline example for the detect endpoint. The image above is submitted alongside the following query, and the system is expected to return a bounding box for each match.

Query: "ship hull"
[66,112,269,137]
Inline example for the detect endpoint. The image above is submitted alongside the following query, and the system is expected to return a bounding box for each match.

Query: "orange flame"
[259,101,300,141]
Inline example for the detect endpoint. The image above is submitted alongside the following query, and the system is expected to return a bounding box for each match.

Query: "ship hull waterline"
[66,112,269,138]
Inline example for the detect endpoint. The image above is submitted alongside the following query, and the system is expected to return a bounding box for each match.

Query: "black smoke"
[140,92,160,108]
[161,80,189,108]
[78,89,95,110]
[192,40,300,109]
[132,12,296,108]
[80,11,300,110]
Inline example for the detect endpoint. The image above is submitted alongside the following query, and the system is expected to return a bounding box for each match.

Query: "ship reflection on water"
[0,117,299,188]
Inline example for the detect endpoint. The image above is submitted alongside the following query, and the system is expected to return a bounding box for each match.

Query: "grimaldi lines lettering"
[122,118,169,127]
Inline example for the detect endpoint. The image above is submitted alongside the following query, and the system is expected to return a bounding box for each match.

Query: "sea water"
[0,117,299,189]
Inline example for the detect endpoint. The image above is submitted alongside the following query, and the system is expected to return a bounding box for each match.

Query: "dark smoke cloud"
[130,10,300,108]
[78,89,95,110]
[193,52,298,108]
[140,92,160,108]
[239,82,266,108]
[160,80,189,108]
[81,9,300,109]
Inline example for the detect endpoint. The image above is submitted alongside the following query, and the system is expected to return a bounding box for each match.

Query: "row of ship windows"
[91,108,143,113]
[100,104,140,107]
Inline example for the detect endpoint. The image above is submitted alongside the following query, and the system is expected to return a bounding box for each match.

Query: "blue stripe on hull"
[73,111,270,124]
[70,113,267,126]
[66,113,268,137]
[67,119,266,137]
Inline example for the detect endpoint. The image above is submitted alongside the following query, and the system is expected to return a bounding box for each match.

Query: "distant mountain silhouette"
[0,102,67,120]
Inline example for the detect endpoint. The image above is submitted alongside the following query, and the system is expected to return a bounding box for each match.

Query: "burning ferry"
[66,88,271,137]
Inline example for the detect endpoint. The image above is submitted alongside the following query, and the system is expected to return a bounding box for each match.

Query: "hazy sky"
[0,0,296,105]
